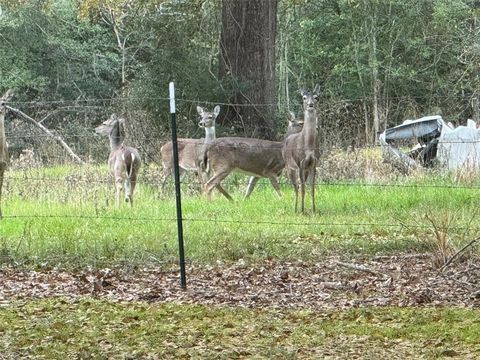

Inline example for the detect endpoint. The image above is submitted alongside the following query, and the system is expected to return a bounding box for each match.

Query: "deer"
[0,90,13,219]
[243,111,305,199]
[282,84,320,213]
[160,106,219,192]
[95,114,141,207]
[160,105,231,199]
[201,111,306,201]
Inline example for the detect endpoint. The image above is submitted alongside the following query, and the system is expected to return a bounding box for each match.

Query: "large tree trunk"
[219,0,277,139]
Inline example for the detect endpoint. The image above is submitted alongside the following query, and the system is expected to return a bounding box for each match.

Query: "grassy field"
[1,153,480,359]
[1,299,479,359]
[0,159,479,269]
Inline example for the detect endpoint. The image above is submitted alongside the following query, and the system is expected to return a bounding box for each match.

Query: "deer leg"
[202,168,232,200]
[124,178,131,203]
[126,171,138,207]
[299,168,306,214]
[310,163,316,213]
[114,178,123,208]
[196,170,205,193]
[0,169,4,219]
[216,185,233,201]
[268,176,283,198]
[244,176,259,199]
[160,168,171,194]
[204,169,232,201]
[287,168,298,212]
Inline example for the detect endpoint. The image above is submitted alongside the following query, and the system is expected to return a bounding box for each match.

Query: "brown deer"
[202,137,284,200]
[160,105,231,199]
[282,85,320,213]
[160,106,219,191]
[0,90,13,218]
[95,114,141,207]
[243,111,305,199]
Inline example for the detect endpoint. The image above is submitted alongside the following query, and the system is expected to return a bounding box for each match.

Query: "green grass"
[0,298,479,359]
[0,164,479,268]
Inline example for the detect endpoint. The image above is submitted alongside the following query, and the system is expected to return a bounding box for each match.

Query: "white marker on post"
[169,82,175,114]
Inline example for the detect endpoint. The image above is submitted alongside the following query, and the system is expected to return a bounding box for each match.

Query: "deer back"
[161,138,204,171]
[205,137,285,177]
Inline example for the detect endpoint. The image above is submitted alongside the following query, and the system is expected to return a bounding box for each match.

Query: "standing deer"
[0,90,13,219]
[243,111,305,199]
[282,85,320,213]
[202,136,285,201]
[160,105,230,198]
[95,114,141,207]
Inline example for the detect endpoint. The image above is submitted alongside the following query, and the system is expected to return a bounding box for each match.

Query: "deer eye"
[303,96,307,100]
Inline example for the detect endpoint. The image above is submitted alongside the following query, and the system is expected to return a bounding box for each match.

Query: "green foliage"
[0,1,120,102]
[1,0,479,151]
[278,0,479,141]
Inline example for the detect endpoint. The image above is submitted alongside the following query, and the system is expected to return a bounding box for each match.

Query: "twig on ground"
[334,261,388,279]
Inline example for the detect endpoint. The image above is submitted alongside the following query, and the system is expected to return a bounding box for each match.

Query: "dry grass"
[318,146,401,182]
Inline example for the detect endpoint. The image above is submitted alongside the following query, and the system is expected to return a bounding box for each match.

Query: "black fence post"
[169,82,186,289]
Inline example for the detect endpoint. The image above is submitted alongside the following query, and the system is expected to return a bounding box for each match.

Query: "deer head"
[300,84,320,112]
[95,114,125,136]
[197,105,220,129]
[287,111,304,135]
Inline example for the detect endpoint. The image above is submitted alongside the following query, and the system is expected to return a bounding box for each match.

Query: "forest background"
[0,0,478,163]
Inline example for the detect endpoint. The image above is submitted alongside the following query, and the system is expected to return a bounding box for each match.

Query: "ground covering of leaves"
[1,254,480,359]
[1,254,480,309]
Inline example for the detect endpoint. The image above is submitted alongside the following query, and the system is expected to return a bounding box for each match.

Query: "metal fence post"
[169,82,186,289]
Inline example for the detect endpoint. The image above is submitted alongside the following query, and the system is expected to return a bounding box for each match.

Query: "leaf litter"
[1,254,480,309]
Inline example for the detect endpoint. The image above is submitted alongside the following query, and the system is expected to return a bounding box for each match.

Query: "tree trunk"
[219,0,278,139]
[367,2,381,142]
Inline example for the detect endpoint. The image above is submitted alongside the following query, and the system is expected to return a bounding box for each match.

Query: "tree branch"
[6,106,84,164]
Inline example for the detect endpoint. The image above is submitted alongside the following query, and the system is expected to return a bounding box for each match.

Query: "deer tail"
[122,152,136,179]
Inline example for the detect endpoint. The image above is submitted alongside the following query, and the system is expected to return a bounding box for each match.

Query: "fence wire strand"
[2,95,479,238]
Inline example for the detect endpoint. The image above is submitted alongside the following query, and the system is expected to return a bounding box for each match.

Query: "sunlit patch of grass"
[0,299,479,359]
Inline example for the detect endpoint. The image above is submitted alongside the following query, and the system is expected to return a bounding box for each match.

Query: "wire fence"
[1,96,480,244]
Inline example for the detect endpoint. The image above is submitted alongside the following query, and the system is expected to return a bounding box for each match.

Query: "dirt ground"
[1,254,480,309]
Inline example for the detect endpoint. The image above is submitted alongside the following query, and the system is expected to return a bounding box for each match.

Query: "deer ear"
[288,111,296,121]
[197,106,204,115]
[299,89,306,96]
[1,89,13,102]
[313,84,321,95]
[213,105,221,117]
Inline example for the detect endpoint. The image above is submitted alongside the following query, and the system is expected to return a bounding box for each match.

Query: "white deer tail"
[121,152,136,179]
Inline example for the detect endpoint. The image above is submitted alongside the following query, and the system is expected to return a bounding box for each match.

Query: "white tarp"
[380,116,480,171]
[437,121,480,169]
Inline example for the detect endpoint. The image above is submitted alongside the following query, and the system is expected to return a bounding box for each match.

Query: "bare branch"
[440,237,480,272]
[5,105,84,164]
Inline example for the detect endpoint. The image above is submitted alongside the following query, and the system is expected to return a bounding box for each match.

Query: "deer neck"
[109,122,123,151]
[204,126,216,143]
[302,109,317,148]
